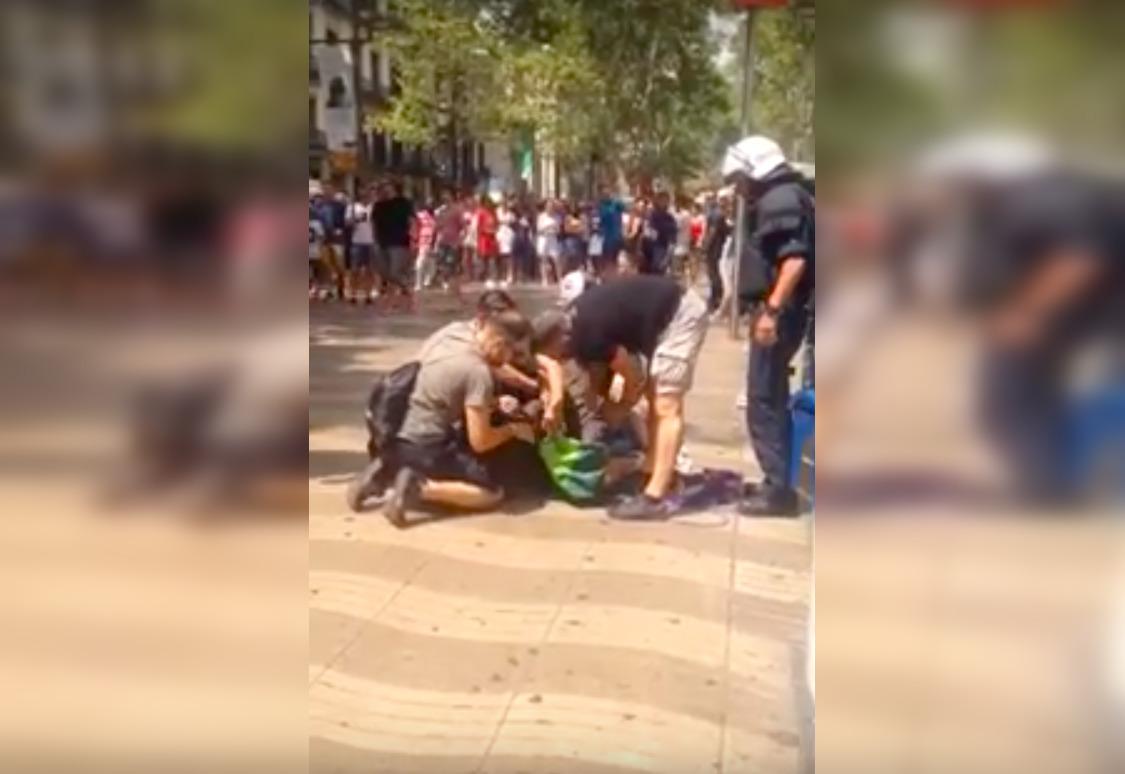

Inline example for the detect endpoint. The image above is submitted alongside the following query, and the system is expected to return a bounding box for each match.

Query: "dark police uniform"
[962,173,1123,502]
[738,169,815,510]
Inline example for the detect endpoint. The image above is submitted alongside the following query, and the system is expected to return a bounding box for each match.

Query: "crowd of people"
[309,179,744,315]
[342,135,818,524]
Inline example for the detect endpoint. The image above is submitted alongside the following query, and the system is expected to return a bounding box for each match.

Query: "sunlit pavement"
[309,285,813,774]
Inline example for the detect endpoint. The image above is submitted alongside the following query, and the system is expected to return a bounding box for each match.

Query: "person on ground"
[384,310,537,527]
[536,200,561,286]
[722,135,815,516]
[346,186,379,304]
[567,274,710,519]
[373,180,416,313]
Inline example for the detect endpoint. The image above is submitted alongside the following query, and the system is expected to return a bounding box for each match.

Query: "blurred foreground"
[0,2,308,772]
[818,2,1123,772]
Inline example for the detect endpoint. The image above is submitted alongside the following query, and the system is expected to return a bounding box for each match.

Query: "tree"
[750,6,815,162]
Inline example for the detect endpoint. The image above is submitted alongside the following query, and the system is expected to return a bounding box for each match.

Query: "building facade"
[309,0,495,200]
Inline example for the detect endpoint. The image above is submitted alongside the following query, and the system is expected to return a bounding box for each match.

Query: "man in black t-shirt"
[723,135,815,516]
[374,181,416,308]
[569,275,709,519]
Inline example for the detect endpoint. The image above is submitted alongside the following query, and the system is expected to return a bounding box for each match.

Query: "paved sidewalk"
[309,287,813,774]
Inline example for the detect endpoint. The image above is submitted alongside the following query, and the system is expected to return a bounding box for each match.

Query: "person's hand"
[497,395,521,416]
[510,422,536,444]
[542,406,561,435]
[752,311,778,346]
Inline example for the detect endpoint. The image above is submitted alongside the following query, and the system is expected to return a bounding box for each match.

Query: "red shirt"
[414,210,435,252]
[476,208,499,257]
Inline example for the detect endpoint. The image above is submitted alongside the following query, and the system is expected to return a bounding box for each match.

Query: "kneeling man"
[384,310,536,527]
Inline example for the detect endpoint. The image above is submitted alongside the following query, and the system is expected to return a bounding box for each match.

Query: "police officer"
[721,136,815,516]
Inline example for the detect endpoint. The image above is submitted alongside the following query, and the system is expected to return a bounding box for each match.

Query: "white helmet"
[721,135,787,181]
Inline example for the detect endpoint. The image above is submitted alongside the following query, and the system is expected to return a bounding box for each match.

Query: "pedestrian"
[596,184,625,279]
[308,202,326,299]
[412,202,436,292]
[476,195,500,288]
[346,185,378,304]
[461,193,479,282]
[536,199,561,286]
[567,274,710,519]
[315,183,348,300]
[641,191,678,275]
[703,190,733,314]
[511,202,535,284]
[623,198,645,272]
[497,198,516,287]
[373,180,416,313]
[721,135,815,516]
[673,196,693,279]
[433,189,464,301]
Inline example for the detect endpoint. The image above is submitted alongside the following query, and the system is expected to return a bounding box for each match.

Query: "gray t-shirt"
[399,333,494,445]
[418,320,475,361]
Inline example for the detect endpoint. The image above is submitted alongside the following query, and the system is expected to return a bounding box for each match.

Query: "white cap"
[721,135,787,181]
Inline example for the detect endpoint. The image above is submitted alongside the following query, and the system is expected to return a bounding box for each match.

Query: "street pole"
[349,1,365,201]
[730,8,758,338]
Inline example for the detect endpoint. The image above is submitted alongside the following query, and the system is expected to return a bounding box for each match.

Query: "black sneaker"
[346,458,387,513]
[738,488,800,517]
[608,493,674,521]
[383,467,419,528]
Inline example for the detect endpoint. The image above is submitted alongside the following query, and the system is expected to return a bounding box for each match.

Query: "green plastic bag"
[537,435,607,502]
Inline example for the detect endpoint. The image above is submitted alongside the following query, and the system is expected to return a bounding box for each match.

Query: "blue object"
[788,387,815,500]
[1063,380,1125,496]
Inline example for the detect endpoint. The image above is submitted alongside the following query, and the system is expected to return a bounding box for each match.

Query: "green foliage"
[378,1,831,186]
[751,7,815,162]
[150,0,309,150]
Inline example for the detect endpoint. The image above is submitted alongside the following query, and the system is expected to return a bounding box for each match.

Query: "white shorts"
[650,289,709,395]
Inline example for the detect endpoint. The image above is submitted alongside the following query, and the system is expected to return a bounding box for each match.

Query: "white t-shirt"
[675,210,692,254]
[308,219,325,260]
[497,209,515,254]
[348,202,374,245]
[536,212,560,257]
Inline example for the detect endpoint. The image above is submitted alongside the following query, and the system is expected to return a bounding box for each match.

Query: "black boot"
[738,486,800,517]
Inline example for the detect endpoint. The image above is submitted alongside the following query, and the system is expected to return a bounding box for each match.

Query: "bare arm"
[536,354,566,432]
[766,256,807,309]
[493,363,539,394]
[603,346,643,419]
[464,405,518,454]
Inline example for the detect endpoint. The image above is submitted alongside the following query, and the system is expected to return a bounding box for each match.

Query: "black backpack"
[364,361,420,459]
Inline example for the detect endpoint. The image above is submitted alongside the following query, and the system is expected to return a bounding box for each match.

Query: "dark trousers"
[705,248,723,311]
[746,306,809,493]
[979,343,1070,502]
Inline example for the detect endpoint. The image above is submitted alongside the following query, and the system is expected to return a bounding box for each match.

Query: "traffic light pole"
[730,8,758,339]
